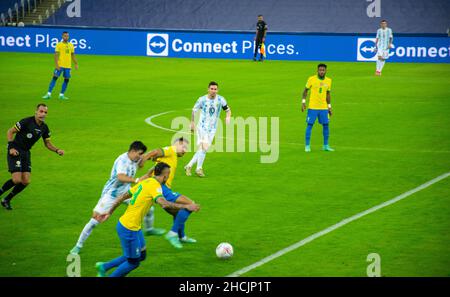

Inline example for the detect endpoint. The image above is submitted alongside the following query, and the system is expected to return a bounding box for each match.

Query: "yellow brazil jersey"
[153,146,178,188]
[119,178,163,231]
[305,75,332,110]
[55,41,74,69]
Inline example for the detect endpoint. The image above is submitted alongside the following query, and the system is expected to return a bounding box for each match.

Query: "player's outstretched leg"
[143,206,166,236]
[95,255,127,277]
[70,217,100,254]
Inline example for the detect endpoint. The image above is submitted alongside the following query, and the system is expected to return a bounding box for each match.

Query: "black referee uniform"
[1,116,51,210]
[7,116,51,173]
[254,19,268,61]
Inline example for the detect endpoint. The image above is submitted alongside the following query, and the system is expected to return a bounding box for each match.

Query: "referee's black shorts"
[7,148,31,173]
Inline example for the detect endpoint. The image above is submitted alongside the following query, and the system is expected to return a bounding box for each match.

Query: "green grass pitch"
[0,52,449,276]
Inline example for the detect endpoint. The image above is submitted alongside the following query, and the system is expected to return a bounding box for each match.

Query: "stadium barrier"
[0,26,449,63]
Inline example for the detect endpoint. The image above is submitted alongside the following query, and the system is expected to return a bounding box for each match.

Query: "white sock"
[196,150,207,170]
[187,151,201,168]
[47,92,51,96]
[59,93,64,96]
[76,218,99,248]
[380,60,385,72]
[376,60,381,71]
[144,206,155,232]
[167,230,178,237]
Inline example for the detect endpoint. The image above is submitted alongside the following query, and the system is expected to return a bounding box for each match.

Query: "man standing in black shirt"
[1,104,65,210]
[253,15,268,62]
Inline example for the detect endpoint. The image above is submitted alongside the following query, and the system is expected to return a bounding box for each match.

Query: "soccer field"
[0,52,449,277]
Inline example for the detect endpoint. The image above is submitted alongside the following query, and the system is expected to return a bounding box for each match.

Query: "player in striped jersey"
[375,20,393,76]
[69,141,152,255]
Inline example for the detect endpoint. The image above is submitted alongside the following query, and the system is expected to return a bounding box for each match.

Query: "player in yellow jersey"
[140,137,199,249]
[301,63,334,152]
[95,162,200,277]
[42,31,78,100]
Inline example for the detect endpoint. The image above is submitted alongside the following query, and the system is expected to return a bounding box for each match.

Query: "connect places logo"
[357,38,377,61]
[147,33,169,56]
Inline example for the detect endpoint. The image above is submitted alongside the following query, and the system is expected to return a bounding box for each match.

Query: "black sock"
[4,184,27,202]
[0,179,15,196]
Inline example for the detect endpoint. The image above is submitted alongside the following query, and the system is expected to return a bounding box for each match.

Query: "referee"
[0,104,65,210]
[253,14,268,62]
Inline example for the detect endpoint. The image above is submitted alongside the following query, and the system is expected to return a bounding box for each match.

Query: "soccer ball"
[216,242,233,259]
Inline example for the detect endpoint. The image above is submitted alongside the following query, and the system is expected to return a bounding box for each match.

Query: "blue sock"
[61,79,69,94]
[103,255,127,271]
[48,77,57,93]
[177,209,192,238]
[109,260,139,277]
[323,124,329,146]
[171,209,191,237]
[305,124,313,146]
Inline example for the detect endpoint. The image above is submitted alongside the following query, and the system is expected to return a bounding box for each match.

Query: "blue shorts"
[53,67,71,78]
[161,184,181,203]
[307,109,329,125]
[116,221,145,259]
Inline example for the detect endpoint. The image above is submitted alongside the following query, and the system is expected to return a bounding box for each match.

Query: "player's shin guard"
[305,124,313,146]
[109,258,140,277]
[144,206,155,232]
[0,179,15,196]
[323,124,330,146]
[76,218,99,248]
[3,183,27,202]
[48,77,58,93]
[61,78,69,94]
[196,150,207,169]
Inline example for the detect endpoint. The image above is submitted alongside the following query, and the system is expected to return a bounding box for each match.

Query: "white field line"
[144,110,450,154]
[227,171,450,277]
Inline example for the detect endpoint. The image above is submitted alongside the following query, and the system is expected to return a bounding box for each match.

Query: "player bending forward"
[95,162,200,277]
[70,141,156,255]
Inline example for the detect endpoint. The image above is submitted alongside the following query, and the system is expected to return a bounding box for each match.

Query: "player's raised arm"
[7,126,19,156]
[155,196,200,212]
[141,148,164,165]
[301,88,309,112]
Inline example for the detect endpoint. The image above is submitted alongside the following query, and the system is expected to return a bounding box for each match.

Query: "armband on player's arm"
[222,104,230,111]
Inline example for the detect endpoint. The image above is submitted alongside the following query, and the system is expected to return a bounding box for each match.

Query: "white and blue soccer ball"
[216,242,233,259]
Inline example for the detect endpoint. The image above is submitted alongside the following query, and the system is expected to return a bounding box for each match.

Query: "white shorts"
[93,196,130,214]
[377,49,390,60]
[196,128,216,146]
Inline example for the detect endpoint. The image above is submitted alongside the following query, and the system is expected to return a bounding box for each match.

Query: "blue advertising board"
[0,26,449,63]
